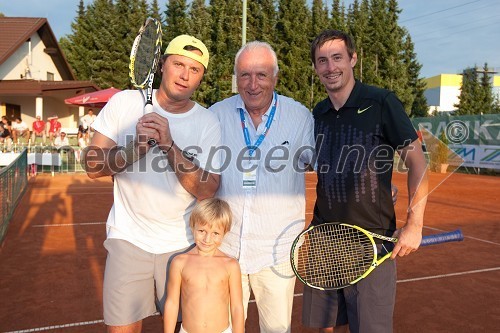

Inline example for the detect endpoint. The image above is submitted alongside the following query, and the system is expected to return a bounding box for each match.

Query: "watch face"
[182,149,196,162]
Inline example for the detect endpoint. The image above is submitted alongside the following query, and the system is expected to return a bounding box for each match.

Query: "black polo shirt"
[313,80,418,235]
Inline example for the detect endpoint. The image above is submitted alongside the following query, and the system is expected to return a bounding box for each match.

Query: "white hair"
[234,41,279,76]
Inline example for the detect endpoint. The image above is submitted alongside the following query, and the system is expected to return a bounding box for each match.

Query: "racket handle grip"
[421,229,464,246]
[143,103,157,146]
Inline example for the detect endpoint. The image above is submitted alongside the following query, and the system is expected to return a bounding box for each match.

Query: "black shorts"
[82,128,89,134]
[302,257,396,332]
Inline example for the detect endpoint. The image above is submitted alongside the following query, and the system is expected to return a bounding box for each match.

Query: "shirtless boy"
[164,198,244,333]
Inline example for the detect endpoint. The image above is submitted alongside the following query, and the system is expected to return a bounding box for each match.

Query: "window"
[46,72,54,81]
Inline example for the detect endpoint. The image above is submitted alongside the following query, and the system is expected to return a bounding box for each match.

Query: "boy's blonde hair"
[189,198,232,234]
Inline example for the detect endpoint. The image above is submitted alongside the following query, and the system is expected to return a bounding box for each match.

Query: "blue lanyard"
[239,92,278,156]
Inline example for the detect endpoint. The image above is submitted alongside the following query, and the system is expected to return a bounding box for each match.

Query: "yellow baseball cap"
[165,35,209,69]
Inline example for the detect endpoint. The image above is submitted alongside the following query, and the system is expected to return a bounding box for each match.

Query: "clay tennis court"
[1,170,499,332]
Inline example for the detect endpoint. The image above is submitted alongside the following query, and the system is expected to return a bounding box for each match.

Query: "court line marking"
[397,267,500,283]
[410,223,500,246]
[29,191,113,196]
[29,186,112,190]
[4,319,105,333]
[9,267,499,333]
[32,222,106,227]
[423,225,500,246]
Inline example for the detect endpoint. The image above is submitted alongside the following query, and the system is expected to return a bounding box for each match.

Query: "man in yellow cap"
[83,34,222,333]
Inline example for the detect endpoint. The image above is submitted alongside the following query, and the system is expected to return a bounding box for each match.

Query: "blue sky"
[2,0,499,78]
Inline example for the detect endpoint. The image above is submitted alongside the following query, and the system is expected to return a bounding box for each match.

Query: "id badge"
[242,169,257,189]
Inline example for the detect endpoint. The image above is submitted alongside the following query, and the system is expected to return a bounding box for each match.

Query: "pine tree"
[84,0,119,88]
[331,0,346,32]
[164,0,189,44]
[187,0,211,41]
[455,67,482,115]
[276,0,312,107]
[346,0,370,82]
[247,0,278,45]
[384,0,411,105]
[203,0,242,106]
[187,0,212,105]
[149,0,163,23]
[59,0,93,81]
[478,63,495,114]
[310,0,329,107]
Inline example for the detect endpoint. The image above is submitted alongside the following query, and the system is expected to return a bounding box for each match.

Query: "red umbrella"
[65,87,121,108]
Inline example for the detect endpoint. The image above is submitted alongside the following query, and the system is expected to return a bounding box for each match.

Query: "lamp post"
[242,0,247,46]
[233,0,248,93]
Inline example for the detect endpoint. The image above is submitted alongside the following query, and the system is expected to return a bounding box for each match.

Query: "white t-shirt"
[12,121,29,132]
[92,90,222,254]
[210,93,314,274]
[54,136,69,148]
[81,114,96,130]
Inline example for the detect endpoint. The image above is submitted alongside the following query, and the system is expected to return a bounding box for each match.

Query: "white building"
[424,73,500,113]
[0,17,99,131]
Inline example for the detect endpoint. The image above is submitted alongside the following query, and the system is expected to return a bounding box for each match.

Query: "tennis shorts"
[302,257,396,333]
[179,324,232,333]
[103,238,192,326]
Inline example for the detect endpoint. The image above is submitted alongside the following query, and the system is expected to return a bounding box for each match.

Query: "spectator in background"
[75,125,87,162]
[0,122,12,151]
[31,115,46,144]
[1,116,12,132]
[81,109,97,141]
[11,117,30,143]
[54,131,69,149]
[47,115,62,144]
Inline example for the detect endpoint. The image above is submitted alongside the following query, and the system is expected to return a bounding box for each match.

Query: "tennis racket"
[129,17,162,146]
[291,223,463,290]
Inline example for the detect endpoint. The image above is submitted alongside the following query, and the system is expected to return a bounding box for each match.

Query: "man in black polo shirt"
[302,30,429,333]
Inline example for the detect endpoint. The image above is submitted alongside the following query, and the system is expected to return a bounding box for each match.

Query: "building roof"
[0,80,99,96]
[0,17,75,80]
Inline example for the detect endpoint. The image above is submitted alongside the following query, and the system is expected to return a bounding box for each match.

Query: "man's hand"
[138,113,173,148]
[391,184,398,206]
[390,220,422,259]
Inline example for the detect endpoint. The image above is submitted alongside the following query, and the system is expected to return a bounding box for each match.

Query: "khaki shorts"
[103,238,192,326]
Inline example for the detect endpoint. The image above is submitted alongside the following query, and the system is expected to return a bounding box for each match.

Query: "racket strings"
[133,22,160,85]
[294,224,375,289]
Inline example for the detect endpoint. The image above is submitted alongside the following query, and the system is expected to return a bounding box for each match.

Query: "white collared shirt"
[210,94,314,274]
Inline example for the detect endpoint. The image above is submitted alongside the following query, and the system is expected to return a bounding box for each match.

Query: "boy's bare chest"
[182,260,228,288]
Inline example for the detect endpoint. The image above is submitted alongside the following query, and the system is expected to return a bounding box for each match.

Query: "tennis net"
[0,148,28,244]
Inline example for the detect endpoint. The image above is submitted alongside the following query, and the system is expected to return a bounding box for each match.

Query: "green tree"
[149,0,163,23]
[164,0,189,44]
[276,0,312,107]
[203,0,242,106]
[454,67,482,115]
[492,94,500,114]
[346,0,370,82]
[86,0,120,88]
[247,0,278,45]
[59,0,93,81]
[402,34,427,117]
[331,0,347,32]
[455,64,499,115]
[310,0,330,107]
[187,0,212,105]
[478,63,495,114]
[187,0,211,41]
